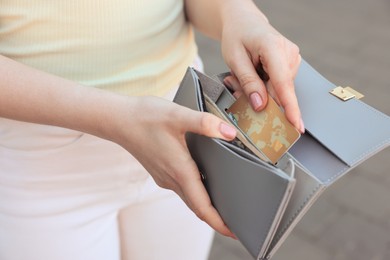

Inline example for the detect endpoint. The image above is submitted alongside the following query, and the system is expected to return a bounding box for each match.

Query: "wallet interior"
[196,61,390,258]
[174,63,390,259]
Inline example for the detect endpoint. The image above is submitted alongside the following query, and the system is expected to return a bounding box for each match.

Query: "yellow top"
[0,0,197,96]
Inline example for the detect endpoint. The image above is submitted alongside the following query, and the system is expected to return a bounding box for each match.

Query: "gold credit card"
[227,94,300,164]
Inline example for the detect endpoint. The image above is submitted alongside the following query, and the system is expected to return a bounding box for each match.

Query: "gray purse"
[173,59,390,259]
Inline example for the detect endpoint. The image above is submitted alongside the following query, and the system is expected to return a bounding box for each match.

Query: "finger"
[233,91,243,99]
[179,163,236,238]
[292,54,302,79]
[184,110,237,141]
[223,75,240,92]
[265,81,280,105]
[223,75,243,99]
[262,50,304,133]
[226,46,268,111]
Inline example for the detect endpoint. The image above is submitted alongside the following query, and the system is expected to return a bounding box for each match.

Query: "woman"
[0,0,303,259]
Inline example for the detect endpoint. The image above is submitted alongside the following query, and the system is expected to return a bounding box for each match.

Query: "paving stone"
[317,213,390,260]
[354,150,390,186]
[272,233,330,260]
[293,198,345,241]
[327,175,390,222]
[208,233,253,260]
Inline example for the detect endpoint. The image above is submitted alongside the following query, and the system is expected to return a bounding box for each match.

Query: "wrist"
[95,94,141,146]
[219,0,269,30]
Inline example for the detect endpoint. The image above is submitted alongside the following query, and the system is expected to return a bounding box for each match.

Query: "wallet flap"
[295,60,390,167]
[173,68,203,111]
[288,133,349,185]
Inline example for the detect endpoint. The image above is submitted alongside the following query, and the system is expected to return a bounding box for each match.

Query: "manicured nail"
[220,123,236,139]
[300,118,305,134]
[250,92,263,111]
[223,78,231,87]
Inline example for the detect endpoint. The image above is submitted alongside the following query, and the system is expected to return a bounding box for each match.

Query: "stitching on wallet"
[349,99,390,165]
[325,165,349,184]
[354,98,390,121]
[350,138,390,166]
[212,84,223,100]
[271,183,322,248]
[272,162,348,248]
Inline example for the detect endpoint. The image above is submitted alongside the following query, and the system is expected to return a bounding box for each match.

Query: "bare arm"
[0,55,128,140]
[0,54,237,237]
[185,0,267,40]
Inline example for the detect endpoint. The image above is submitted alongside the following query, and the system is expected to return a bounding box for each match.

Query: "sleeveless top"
[0,0,197,96]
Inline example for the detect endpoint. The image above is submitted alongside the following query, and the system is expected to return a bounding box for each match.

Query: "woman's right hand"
[112,96,237,238]
[0,54,237,237]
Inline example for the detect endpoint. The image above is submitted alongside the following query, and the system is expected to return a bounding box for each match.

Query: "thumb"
[185,110,237,141]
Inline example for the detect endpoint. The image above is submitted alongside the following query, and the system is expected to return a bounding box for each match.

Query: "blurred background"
[195,0,390,259]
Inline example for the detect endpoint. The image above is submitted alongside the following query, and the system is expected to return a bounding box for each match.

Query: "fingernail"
[223,78,231,87]
[300,118,305,134]
[250,92,263,111]
[220,123,236,139]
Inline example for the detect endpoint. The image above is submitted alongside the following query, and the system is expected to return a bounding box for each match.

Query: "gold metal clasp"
[330,86,364,101]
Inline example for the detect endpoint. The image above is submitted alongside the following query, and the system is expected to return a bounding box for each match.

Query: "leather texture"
[174,69,295,258]
[173,61,390,259]
[294,60,390,167]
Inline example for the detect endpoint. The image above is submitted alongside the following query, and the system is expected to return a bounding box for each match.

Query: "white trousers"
[0,59,213,260]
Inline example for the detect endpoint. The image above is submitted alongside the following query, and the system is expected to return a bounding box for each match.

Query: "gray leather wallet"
[173,59,390,259]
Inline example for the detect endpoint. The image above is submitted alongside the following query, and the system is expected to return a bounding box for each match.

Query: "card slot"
[288,133,349,185]
[218,139,294,179]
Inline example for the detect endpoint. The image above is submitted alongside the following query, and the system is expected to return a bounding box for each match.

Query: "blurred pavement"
[195,0,390,259]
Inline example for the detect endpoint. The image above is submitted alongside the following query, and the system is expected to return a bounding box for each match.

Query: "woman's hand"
[0,54,237,238]
[220,2,304,133]
[113,96,237,238]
